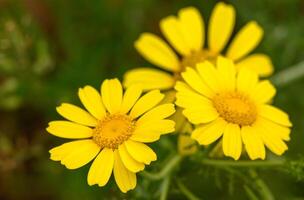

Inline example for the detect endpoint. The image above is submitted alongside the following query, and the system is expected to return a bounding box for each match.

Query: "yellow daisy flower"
[175,57,292,160]
[46,79,175,193]
[124,2,273,91]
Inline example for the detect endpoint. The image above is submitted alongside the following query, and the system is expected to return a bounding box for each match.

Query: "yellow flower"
[46,79,175,192]
[124,2,273,91]
[175,57,292,160]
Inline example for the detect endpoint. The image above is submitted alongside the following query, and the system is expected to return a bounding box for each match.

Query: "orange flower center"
[92,114,135,149]
[213,92,257,126]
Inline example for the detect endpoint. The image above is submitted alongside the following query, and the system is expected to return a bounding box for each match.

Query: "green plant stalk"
[176,179,201,200]
[249,169,275,200]
[160,175,171,200]
[141,154,183,180]
[271,60,304,87]
[201,159,285,168]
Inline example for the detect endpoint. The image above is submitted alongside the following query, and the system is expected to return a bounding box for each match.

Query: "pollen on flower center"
[213,92,257,126]
[92,114,135,149]
[181,50,217,70]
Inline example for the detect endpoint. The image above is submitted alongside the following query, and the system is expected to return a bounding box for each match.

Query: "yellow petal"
[183,107,219,124]
[222,123,242,160]
[113,150,136,193]
[236,68,258,93]
[175,81,213,108]
[130,90,164,118]
[235,54,274,77]
[47,121,93,139]
[135,33,180,72]
[123,68,175,91]
[56,103,97,127]
[131,119,175,142]
[101,79,123,114]
[216,57,236,91]
[124,140,156,165]
[120,85,142,114]
[226,21,263,61]
[137,103,175,124]
[254,119,288,156]
[78,85,106,120]
[259,105,292,127]
[192,117,227,145]
[160,16,191,56]
[208,2,235,53]
[118,144,145,173]
[258,117,291,141]
[250,80,276,104]
[87,148,114,186]
[181,67,214,98]
[49,139,100,169]
[241,126,265,160]
[178,7,204,51]
[196,61,221,92]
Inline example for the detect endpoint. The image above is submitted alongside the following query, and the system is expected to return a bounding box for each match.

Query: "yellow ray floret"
[124,2,273,91]
[46,79,176,193]
[175,57,292,160]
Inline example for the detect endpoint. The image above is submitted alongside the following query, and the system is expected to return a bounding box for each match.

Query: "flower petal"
[183,107,219,124]
[226,21,263,61]
[56,103,97,127]
[101,79,123,114]
[137,103,175,124]
[160,16,191,56]
[181,67,214,98]
[196,61,221,92]
[113,150,136,193]
[120,85,142,114]
[236,68,258,93]
[135,33,180,72]
[118,144,145,173]
[192,117,227,145]
[250,80,276,104]
[130,90,164,118]
[217,57,236,91]
[208,2,235,53]
[78,85,106,120]
[222,123,242,160]
[259,105,292,127]
[124,140,157,165]
[87,148,114,186]
[131,119,175,142]
[47,121,93,139]
[123,68,175,91]
[178,7,204,51]
[235,54,274,77]
[241,126,265,160]
[49,139,100,169]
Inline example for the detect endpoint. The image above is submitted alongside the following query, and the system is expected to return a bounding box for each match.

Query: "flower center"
[92,114,135,149]
[181,50,217,70]
[212,92,257,126]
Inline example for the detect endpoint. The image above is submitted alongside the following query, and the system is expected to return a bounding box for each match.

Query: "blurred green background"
[0,0,304,199]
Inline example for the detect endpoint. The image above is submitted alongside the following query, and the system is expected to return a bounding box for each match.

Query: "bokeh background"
[0,0,304,199]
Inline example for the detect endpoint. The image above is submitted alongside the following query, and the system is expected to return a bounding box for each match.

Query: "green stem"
[271,61,304,87]
[141,154,183,180]
[176,179,201,200]
[160,175,171,200]
[249,169,275,200]
[201,159,284,168]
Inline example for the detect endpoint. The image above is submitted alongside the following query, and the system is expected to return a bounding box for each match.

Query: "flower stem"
[249,169,275,200]
[271,60,304,87]
[160,175,171,200]
[176,179,201,200]
[141,154,183,180]
[201,159,284,168]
